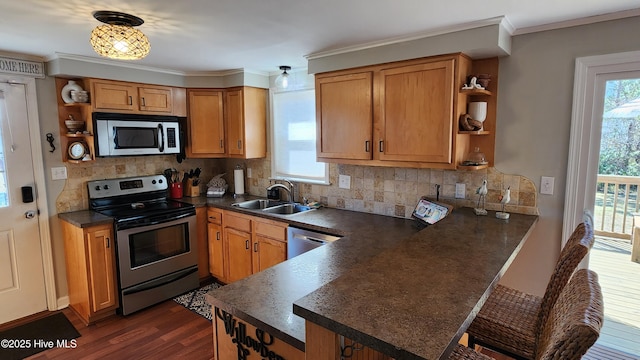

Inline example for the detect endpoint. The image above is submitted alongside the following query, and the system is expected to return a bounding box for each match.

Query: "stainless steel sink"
[261,203,314,215]
[232,199,286,209]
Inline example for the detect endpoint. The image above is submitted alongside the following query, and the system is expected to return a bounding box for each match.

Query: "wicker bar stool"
[465,212,595,359]
[450,269,603,360]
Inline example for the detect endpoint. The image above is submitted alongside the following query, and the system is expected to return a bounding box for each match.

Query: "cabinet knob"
[245,239,249,249]
[253,242,258,252]
[379,140,384,153]
[216,232,220,241]
[106,237,110,248]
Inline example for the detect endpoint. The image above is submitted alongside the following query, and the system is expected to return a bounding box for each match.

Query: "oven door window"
[128,222,190,268]
[114,126,158,149]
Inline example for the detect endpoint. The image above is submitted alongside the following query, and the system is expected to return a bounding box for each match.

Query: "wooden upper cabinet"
[90,79,179,115]
[138,86,173,113]
[225,89,244,157]
[92,80,137,112]
[316,72,373,161]
[314,53,493,170]
[376,59,455,164]
[186,89,225,157]
[225,87,267,159]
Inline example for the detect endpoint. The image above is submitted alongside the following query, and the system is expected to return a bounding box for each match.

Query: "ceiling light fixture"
[90,10,150,60]
[275,66,291,89]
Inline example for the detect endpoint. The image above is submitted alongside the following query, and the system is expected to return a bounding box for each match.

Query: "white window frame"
[269,86,329,185]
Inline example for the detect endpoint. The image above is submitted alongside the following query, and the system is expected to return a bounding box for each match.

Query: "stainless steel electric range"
[88,174,198,315]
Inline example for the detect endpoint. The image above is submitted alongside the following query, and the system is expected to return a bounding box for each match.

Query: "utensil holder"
[169,182,183,199]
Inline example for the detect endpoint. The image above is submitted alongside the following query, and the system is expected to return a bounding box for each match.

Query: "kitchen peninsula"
[205,197,538,360]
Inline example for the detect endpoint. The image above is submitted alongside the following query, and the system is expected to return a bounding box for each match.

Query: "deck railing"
[595,174,640,240]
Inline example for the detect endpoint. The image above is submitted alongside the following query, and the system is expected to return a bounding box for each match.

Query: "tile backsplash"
[57,155,537,218]
[225,159,538,218]
[55,156,221,213]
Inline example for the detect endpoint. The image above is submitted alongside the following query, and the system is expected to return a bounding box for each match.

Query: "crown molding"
[513,8,640,35]
[305,16,511,60]
[51,53,271,78]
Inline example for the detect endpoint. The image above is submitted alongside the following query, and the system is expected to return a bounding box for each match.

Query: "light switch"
[541,176,554,195]
[338,175,351,189]
[51,166,67,180]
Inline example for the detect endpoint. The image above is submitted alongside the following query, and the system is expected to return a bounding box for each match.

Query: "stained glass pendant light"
[90,11,150,60]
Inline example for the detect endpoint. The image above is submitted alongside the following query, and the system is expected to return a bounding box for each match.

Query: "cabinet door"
[187,89,225,157]
[86,225,117,312]
[92,81,137,111]
[316,72,373,160]
[225,89,245,157]
[138,86,173,113]
[195,207,209,281]
[225,228,253,282]
[208,222,225,280]
[377,59,455,163]
[253,236,286,273]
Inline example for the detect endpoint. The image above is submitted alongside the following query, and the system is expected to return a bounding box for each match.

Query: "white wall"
[497,16,640,294]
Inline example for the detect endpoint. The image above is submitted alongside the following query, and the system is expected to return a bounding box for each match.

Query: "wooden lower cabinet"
[210,208,288,283]
[207,208,226,281]
[306,321,392,360]
[225,227,254,282]
[252,217,287,273]
[195,207,210,282]
[214,308,304,360]
[253,235,286,272]
[60,220,118,325]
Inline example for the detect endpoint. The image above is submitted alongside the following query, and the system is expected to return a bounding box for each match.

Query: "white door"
[0,82,47,324]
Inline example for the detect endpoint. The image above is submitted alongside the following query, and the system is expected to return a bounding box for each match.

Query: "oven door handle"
[121,266,197,296]
[158,123,165,152]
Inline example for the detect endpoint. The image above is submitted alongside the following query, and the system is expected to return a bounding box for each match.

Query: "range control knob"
[152,180,157,184]
[158,179,163,184]
[103,185,110,190]
[94,185,101,191]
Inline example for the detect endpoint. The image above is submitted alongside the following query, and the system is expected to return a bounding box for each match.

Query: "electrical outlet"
[247,168,252,178]
[541,176,555,195]
[51,166,67,180]
[455,183,466,198]
[338,174,351,189]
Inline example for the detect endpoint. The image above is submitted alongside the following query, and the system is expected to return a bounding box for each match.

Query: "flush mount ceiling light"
[90,10,150,60]
[275,66,291,89]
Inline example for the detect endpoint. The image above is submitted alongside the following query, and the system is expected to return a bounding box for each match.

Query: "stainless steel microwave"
[94,113,181,157]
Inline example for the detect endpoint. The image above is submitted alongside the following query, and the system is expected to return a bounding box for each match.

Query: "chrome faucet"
[266,179,295,203]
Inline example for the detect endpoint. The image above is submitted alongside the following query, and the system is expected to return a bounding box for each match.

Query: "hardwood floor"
[26,301,213,360]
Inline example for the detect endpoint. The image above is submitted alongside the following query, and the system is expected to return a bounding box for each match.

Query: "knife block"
[184,182,200,197]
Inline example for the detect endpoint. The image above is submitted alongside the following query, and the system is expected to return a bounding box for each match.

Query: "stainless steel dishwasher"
[287,226,341,259]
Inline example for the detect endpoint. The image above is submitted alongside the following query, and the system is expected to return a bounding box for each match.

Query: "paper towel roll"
[234,168,245,195]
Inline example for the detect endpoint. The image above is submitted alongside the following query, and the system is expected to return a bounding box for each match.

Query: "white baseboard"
[56,296,69,310]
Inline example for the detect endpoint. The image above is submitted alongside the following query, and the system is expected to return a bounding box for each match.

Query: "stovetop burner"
[87,175,195,229]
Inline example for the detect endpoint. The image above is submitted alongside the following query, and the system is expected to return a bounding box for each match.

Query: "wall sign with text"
[0,56,45,78]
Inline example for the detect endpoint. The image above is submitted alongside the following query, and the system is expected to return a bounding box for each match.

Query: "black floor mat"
[0,312,80,360]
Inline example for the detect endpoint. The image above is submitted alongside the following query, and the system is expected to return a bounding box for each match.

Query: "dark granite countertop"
[58,210,113,227]
[293,209,538,359]
[205,197,537,356]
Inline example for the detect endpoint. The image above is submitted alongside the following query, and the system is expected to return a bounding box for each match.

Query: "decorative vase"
[61,80,84,104]
[468,102,487,130]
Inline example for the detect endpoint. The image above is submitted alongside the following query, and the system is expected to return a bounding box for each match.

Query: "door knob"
[25,210,36,219]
